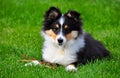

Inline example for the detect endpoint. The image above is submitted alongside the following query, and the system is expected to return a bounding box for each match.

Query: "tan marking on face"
[45,29,57,40]
[56,24,59,28]
[66,31,78,41]
[64,25,68,29]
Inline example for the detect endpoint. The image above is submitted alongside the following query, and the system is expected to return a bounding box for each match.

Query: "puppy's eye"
[52,24,59,31]
[52,28,58,31]
[65,28,70,32]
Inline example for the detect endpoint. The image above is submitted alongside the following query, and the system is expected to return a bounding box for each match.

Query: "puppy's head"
[42,7,83,46]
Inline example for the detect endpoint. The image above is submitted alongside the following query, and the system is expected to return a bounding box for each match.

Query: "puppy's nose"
[58,38,63,44]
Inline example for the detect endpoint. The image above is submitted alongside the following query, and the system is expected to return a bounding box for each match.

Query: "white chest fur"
[42,36,85,66]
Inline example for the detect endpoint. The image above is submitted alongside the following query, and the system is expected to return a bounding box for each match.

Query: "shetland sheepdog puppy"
[41,7,110,71]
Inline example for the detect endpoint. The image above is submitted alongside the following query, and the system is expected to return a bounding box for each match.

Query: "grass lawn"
[0,0,120,78]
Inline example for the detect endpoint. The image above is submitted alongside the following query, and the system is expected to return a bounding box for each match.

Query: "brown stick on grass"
[20,54,57,69]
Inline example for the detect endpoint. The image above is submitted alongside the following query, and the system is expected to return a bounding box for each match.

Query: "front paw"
[24,60,40,66]
[65,64,77,72]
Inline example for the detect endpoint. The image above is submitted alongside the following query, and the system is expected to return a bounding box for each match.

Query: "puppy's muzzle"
[57,38,63,45]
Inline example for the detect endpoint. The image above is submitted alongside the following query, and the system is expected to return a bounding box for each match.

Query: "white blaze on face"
[59,15,64,26]
[56,16,66,46]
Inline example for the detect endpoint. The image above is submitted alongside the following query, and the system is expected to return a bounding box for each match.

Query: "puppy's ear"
[65,10,80,21]
[45,7,61,20]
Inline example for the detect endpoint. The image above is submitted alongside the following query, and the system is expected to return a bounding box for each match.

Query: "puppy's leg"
[24,60,40,66]
[22,59,57,69]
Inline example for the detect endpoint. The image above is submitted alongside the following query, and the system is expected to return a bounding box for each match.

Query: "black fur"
[64,11,83,34]
[77,33,110,64]
[43,7,62,31]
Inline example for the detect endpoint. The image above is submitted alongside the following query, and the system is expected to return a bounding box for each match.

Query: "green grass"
[0,0,120,78]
